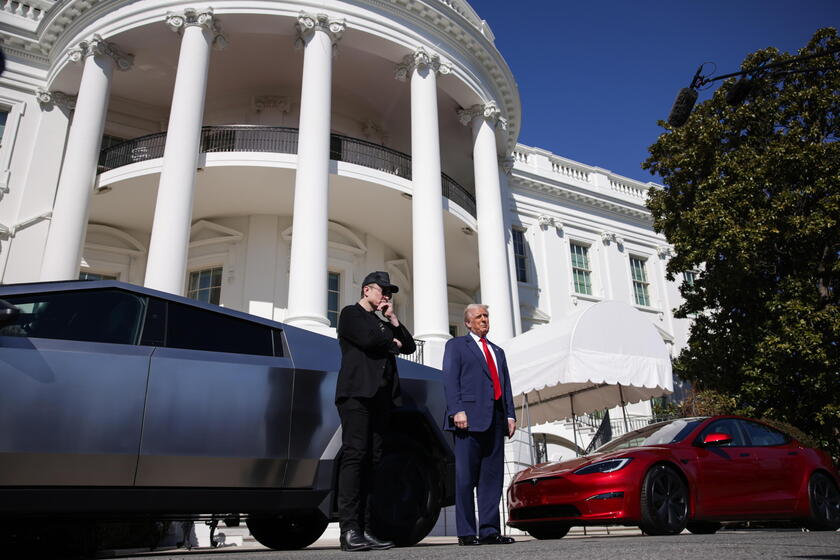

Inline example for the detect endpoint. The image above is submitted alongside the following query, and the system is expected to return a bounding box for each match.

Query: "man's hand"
[379,299,400,327]
[454,411,468,430]
[507,418,516,439]
[392,338,402,349]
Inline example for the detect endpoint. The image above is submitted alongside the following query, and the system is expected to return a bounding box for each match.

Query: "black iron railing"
[98,125,475,217]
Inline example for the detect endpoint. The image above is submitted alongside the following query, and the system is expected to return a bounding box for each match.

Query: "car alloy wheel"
[806,472,840,531]
[639,464,689,535]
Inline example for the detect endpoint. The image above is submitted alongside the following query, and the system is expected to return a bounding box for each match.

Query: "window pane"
[327,272,341,328]
[1,289,146,345]
[188,267,222,306]
[742,421,787,446]
[166,302,274,356]
[512,228,528,283]
[630,257,650,306]
[570,243,592,295]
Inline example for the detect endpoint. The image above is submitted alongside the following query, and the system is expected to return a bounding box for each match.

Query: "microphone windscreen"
[667,87,698,128]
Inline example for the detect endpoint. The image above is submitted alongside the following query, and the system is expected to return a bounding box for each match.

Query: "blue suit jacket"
[442,334,516,433]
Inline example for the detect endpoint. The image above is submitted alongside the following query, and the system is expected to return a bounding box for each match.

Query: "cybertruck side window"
[163,300,280,357]
[0,289,146,345]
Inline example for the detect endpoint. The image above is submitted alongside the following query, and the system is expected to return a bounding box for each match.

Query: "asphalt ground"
[99,529,840,560]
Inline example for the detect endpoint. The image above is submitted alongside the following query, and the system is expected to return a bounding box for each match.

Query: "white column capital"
[457,101,507,130]
[294,12,345,50]
[394,47,452,82]
[67,34,134,71]
[166,8,227,50]
[36,88,77,110]
[537,215,562,232]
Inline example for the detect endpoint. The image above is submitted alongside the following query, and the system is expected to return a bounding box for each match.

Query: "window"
[187,267,222,305]
[682,271,696,287]
[449,325,459,338]
[741,420,788,446]
[328,272,341,328]
[570,243,592,295]
[512,228,528,283]
[0,289,146,345]
[630,256,650,307]
[697,419,747,446]
[79,272,118,281]
[0,109,8,147]
[164,301,278,357]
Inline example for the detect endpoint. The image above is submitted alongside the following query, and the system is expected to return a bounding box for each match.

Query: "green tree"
[644,28,840,459]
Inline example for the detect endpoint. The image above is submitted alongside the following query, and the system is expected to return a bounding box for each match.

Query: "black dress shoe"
[457,535,481,546]
[340,529,372,551]
[479,534,515,545]
[364,532,395,550]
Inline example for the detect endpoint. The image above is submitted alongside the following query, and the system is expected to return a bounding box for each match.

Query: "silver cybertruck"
[0,280,454,549]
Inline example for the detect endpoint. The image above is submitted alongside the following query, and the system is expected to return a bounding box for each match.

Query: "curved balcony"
[98,125,476,217]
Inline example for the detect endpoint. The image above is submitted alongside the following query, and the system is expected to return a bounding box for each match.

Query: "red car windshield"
[594,418,706,453]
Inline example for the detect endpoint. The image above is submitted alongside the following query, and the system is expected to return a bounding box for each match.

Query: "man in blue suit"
[442,304,516,546]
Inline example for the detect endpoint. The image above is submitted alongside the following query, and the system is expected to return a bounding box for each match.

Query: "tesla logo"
[529,479,539,486]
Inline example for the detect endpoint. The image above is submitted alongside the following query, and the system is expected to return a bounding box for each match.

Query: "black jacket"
[335,303,416,404]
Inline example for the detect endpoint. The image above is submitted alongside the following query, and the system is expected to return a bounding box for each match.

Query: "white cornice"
[1,0,521,150]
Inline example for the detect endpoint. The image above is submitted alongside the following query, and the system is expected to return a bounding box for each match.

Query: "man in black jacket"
[335,271,416,551]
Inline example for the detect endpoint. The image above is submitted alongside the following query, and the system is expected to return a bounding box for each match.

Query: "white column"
[285,13,345,331]
[499,157,522,336]
[40,35,133,281]
[395,48,451,363]
[145,8,224,295]
[459,103,515,342]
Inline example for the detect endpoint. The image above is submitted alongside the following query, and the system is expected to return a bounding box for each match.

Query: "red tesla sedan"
[507,416,840,538]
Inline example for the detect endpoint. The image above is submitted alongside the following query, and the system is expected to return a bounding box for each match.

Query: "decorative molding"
[189,219,244,249]
[537,214,562,232]
[656,245,673,259]
[35,88,76,110]
[499,155,515,176]
[85,223,147,256]
[166,7,227,50]
[393,47,452,81]
[67,34,134,71]
[600,231,624,247]
[457,101,507,130]
[294,11,345,51]
[252,95,290,113]
[385,259,411,294]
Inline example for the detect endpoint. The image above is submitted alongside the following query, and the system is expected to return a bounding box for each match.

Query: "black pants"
[336,386,392,533]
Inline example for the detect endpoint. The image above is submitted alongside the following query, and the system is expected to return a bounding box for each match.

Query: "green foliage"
[644,28,840,461]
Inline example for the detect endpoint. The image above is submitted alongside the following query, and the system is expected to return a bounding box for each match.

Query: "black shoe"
[340,529,372,551]
[364,532,395,550]
[479,534,515,545]
[458,535,480,546]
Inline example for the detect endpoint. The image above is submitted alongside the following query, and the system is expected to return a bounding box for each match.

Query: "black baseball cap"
[362,271,399,294]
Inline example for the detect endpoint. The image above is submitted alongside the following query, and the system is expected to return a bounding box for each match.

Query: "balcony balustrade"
[98,125,476,217]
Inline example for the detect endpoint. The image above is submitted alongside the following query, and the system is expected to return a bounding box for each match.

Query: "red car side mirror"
[701,432,733,447]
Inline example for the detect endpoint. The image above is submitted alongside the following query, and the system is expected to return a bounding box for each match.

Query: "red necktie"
[480,337,502,401]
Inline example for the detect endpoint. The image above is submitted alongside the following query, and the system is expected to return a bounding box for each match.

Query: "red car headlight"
[572,457,633,475]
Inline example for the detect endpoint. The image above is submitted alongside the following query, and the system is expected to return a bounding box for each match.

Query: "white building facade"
[0,0,691,536]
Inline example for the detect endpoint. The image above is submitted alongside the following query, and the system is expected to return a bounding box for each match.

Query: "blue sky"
[474,1,839,182]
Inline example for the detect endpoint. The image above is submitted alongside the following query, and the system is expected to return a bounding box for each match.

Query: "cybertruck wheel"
[369,442,442,546]
[526,523,571,539]
[804,472,840,531]
[246,510,328,550]
[639,464,689,536]
[686,521,721,534]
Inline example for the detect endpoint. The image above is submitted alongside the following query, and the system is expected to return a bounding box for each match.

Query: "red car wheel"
[639,464,689,536]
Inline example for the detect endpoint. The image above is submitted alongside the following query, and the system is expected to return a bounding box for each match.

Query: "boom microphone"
[667,87,698,128]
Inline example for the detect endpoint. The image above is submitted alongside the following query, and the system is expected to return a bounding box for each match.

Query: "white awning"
[500,300,673,426]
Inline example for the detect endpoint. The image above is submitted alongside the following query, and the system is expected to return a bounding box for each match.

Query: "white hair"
[463,303,489,324]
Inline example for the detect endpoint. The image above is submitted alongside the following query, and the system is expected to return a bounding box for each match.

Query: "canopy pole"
[570,395,579,457]
[618,384,629,433]
[524,394,534,465]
